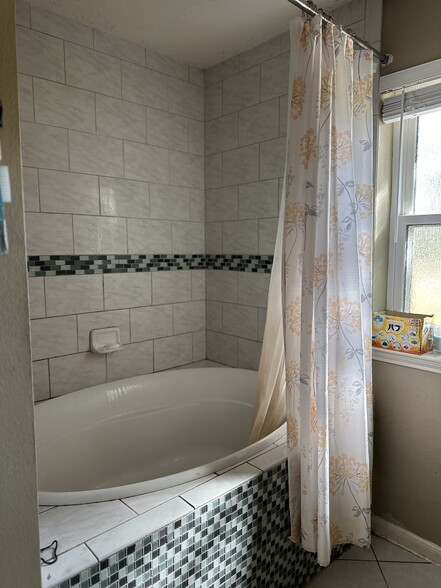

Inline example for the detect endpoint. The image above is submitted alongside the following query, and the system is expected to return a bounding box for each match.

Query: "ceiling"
[27,0,352,68]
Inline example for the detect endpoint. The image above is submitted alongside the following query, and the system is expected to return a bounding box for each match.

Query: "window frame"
[387,114,441,314]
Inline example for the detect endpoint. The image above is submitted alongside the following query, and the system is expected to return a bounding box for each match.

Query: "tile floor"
[306,535,441,587]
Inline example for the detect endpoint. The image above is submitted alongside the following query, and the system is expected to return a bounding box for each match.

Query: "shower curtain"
[251,15,374,566]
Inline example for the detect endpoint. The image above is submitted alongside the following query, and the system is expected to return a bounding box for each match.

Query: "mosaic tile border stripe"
[28,254,274,277]
[52,462,345,588]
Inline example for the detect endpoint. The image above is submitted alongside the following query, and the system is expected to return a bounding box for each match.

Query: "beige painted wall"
[0,0,41,584]
[372,362,441,546]
[381,0,441,75]
[372,0,441,548]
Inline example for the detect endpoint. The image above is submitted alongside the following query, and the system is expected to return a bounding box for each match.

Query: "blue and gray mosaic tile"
[28,254,273,277]
[51,462,344,588]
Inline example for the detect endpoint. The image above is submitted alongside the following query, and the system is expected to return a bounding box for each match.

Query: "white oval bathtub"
[36,367,285,505]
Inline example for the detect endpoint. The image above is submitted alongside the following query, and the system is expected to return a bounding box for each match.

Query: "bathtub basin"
[36,367,285,505]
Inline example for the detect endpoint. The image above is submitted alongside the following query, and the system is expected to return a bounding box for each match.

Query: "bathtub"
[36,367,285,506]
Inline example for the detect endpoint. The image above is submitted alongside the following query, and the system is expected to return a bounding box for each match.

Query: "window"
[384,83,441,324]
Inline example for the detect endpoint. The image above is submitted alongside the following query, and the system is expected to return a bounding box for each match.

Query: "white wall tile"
[73,215,127,254]
[127,219,172,253]
[16,26,64,82]
[86,498,191,561]
[206,270,238,303]
[223,66,260,115]
[174,300,205,334]
[238,179,278,219]
[39,501,134,557]
[207,300,222,331]
[147,108,188,151]
[205,82,222,121]
[331,0,366,26]
[106,340,153,381]
[145,50,188,81]
[30,315,77,361]
[122,474,215,515]
[189,119,204,156]
[222,220,258,254]
[238,272,270,307]
[259,217,278,254]
[25,212,73,255]
[248,444,287,470]
[28,277,45,319]
[239,37,281,70]
[150,184,190,221]
[100,177,150,218]
[77,309,130,351]
[258,307,267,342]
[69,131,123,177]
[189,66,204,87]
[223,303,257,340]
[193,330,206,362]
[170,151,204,189]
[45,275,103,317]
[222,145,259,186]
[260,137,286,180]
[18,74,34,122]
[49,352,106,397]
[206,329,238,367]
[39,170,99,215]
[260,52,290,101]
[152,271,192,305]
[130,305,173,342]
[238,338,262,370]
[181,463,260,508]
[205,222,222,253]
[365,0,383,43]
[15,1,30,27]
[190,189,205,221]
[205,56,240,86]
[205,113,238,156]
[172,221,205,253]
[191,270,206,300]
[103,273,151,310]
[279,94,288,137]
[122,61,168,109]
[40,544,97,588]
[32,360,50,402]
[65,42,121,97]
[238,99,279,146]
[93,29,145,66]
[31,7,93,47]
[22,167,39,212]
[153,333,193,371]
[280,31,290,54]
[206,187,238,222]
[168,78,204,121]
[205,154,222,190]
[20,121,69,170]
[33,78,95,133]
[96,95,146,142]
[124,141,169,183]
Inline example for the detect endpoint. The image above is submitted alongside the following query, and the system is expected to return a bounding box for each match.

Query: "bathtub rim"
[37,367,286,506]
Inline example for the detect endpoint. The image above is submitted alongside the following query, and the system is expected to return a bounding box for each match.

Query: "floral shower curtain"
[252,15,374,566]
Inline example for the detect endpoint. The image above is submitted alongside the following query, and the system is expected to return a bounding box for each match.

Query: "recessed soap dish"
[90,327,123,354]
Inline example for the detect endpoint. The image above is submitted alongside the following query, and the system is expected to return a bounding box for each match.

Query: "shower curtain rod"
[287,0,393,66]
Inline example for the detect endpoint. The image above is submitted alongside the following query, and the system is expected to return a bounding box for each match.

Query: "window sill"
[372,347,441,374]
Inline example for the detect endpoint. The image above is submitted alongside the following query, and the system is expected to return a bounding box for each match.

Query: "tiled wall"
[17,0,383,399]
[44,460,345,588]
[203,36,288,370]
[203,0,383,370]
[15,2,206,400]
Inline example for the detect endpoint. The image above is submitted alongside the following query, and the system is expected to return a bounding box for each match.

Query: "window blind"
[382,81,441,123]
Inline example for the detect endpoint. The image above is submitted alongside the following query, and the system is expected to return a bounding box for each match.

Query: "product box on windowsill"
[372,311,434,355]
